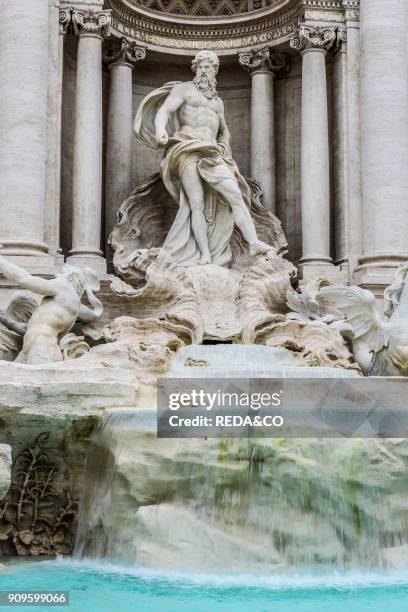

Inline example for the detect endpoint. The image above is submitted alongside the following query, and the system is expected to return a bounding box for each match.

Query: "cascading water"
[75,412,408,572]
[74,346,408,573]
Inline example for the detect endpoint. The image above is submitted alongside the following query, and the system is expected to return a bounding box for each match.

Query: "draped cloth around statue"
[134,82,253,267]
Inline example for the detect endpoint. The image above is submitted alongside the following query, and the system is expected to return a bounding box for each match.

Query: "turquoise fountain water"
[2,559,408,611]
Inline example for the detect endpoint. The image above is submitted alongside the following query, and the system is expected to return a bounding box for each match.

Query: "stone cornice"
[72,9,112,37]
[106,0,302,53]
[290,23,336,52]
[100,0,359,55]
[239,47,289,75]
[103,37,147,65]
[61,1,104,6]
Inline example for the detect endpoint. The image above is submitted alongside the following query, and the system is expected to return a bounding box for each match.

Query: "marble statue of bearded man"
[134,49,270,267]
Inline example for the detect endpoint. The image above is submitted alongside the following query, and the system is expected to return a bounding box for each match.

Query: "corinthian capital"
[239,47,289,75]
[103,38,147,66]
[290,25,336,53]
[59,8,71,35]
[72,9,112,38]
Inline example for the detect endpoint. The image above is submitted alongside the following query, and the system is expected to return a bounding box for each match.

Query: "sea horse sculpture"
[319,262,408,376]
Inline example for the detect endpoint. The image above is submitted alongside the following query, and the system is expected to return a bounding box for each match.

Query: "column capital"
[103,38,147,68]
[336,27,347,52]
[59,8,71,36]
[290,24,336,54]
[239,47,289,76]
[72,9,111,39]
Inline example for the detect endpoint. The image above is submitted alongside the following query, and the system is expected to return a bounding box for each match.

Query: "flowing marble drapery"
[134,82,253,266]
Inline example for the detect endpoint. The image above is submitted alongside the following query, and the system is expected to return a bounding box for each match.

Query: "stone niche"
[60,44,308,264]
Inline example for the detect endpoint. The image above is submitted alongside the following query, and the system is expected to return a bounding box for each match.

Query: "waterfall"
[74,408,408,572]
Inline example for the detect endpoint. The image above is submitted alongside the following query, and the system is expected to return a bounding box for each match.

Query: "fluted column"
[0,0,51,263]
[239,48,288,214]
[343,4,363,277]
[356,0,408,285]
[68,9,111,273]
[104,39,146,258]
[45,8,71,260]
[291,25,336,278]
[332,28,349,268]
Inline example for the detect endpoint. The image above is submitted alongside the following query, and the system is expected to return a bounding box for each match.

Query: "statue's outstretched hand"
[156,131,169,147]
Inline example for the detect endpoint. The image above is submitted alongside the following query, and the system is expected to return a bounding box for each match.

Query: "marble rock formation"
[109,174,293,343]
[0,255,103,365]
[77,423,408,571]
[106,174,357,371]
[0,359,140,556]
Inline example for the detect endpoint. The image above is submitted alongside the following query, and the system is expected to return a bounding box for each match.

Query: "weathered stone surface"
[0,445,11,501]
[0,360,139,556]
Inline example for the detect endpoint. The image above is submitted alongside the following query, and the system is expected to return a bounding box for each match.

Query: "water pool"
[1,560,408,612]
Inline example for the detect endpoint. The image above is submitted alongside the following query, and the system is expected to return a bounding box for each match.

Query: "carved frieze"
[290,24,336,52]
[103,37,147,65]
[72,9,112,38]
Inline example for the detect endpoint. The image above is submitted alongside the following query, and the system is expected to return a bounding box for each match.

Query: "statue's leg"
[181,163,211,264]
[212,178,271,255]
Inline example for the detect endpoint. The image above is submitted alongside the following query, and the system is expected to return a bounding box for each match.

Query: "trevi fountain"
[0,0,408,610]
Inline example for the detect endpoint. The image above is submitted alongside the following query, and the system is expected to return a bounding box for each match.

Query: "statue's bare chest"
[183,91,220,114]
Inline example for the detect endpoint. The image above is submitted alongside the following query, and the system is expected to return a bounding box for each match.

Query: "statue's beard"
[193,73,217,99]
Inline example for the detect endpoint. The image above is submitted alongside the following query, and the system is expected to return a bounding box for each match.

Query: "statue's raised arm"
[0,253,58,297]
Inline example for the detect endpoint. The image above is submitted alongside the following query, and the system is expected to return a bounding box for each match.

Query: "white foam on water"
[53,557,408,591]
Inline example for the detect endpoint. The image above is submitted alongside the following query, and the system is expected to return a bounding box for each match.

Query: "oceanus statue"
[0,254,103,365]
[319,262,408,376]
[134,49,271,266]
